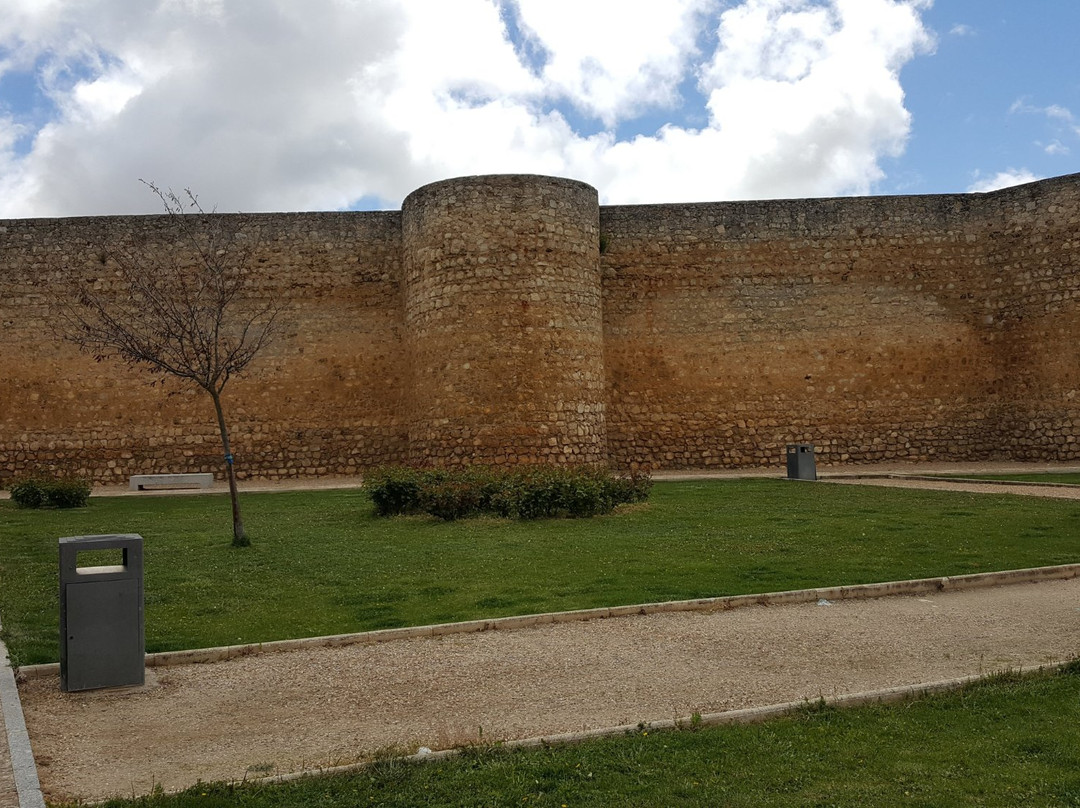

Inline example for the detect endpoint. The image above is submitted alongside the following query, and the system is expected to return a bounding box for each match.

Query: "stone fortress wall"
[1,172,1078,483]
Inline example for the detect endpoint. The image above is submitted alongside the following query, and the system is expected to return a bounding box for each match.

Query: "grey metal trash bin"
[785,444,817,481]
[59,534,145,691]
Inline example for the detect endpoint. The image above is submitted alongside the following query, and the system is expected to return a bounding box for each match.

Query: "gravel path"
[19,576,1080,803]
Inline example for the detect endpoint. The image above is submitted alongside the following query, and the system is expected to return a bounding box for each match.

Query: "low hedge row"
[365,465,651,521]
[7,476,92,509]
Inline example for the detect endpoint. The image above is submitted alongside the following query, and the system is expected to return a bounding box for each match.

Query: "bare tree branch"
[53,183,282,547]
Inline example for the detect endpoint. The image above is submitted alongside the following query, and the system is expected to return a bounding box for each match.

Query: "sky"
[0,0,1077,218]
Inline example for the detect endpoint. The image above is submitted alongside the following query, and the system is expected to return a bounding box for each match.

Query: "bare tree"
[58,182,280,547]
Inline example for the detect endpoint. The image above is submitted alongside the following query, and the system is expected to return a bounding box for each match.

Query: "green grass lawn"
[934,472,1080,485]
[67,664,1080,808]
[10,480,1080,807]
[2,479,1079,666]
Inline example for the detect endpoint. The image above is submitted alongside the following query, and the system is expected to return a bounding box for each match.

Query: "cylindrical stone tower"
[402,174,607,466]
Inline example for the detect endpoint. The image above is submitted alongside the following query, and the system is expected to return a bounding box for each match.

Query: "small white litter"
[817,598,833,606]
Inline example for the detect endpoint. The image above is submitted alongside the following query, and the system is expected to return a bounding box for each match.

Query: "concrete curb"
[0,622,46,808]
[249,662,1070,791]
[17,562,1080,680]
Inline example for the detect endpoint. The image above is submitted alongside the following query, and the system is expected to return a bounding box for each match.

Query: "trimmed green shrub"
[607,469,652,505]
[494,466,651,519]
[8,478,47,509]
[366,465,650,521]
[419,478,482,521]
[7,476,92,509]
[45,478,92,509]
[365,466,426,516]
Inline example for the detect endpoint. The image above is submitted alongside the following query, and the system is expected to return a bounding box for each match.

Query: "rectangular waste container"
[785,444,817,481]
[59,534,144,692]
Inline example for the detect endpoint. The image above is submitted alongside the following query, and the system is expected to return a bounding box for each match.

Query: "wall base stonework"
[1,173,1078,482]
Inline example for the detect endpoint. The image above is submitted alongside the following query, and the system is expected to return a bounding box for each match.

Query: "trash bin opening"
[75,547,126,572]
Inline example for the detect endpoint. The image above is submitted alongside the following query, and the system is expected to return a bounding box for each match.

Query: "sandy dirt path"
[0,729,14,808]
[19,576,1080,803]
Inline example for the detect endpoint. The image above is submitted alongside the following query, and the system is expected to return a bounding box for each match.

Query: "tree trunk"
[210,390,249,547]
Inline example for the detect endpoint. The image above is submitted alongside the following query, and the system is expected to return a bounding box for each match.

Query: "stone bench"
[129,473,215,491]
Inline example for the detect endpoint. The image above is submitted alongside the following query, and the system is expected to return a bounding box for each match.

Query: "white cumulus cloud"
[0,0,935,217]
[594,0,934,202]
[967,169,1041,193]
[512,0,713,127]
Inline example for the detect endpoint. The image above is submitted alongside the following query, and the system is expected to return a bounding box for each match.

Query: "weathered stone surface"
[1,211,409,482]
[403,175,605,466]
[1,173,1078,481]
[600,176,1080,469]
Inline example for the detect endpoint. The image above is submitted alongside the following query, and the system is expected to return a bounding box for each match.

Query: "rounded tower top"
[403,174,598,212]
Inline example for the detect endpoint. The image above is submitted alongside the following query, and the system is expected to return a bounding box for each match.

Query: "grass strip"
[930,472,1080,485]
[58,663,1080,808]
[2,479,1079,665]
